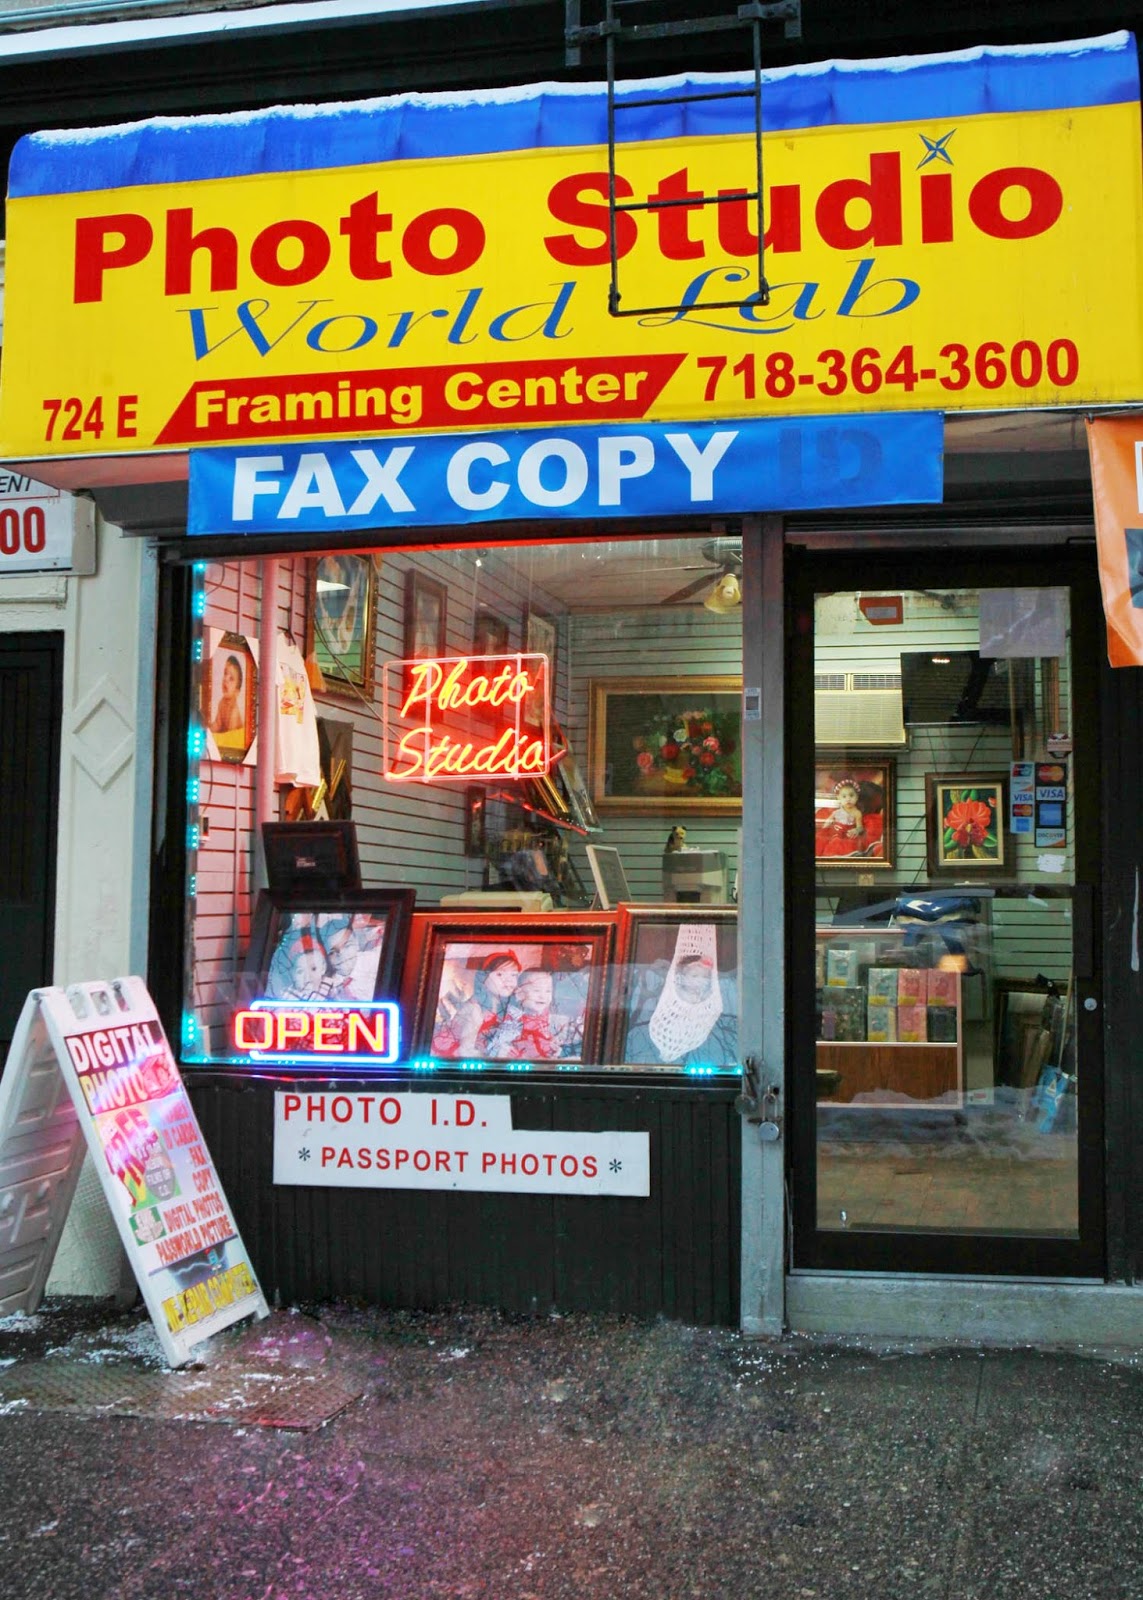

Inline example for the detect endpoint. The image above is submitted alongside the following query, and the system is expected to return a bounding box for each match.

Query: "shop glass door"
[790,556,1104,1276]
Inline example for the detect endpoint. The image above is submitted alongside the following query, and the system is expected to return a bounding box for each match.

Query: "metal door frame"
[783,545,1106,1281]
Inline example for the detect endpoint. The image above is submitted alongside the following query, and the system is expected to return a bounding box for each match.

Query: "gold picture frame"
[588,676,742,816]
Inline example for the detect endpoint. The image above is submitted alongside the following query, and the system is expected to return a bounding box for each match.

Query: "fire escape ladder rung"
[564,0,802,317]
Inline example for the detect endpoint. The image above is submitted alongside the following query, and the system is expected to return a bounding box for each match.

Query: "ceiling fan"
[660,537,743,610]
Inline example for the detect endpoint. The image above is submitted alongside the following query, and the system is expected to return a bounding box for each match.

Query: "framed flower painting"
[587,676,742,815]
[925,773,1009,874]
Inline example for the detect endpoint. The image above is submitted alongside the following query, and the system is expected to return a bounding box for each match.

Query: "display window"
[182,533,742,1075]
[792,572,1101,1266]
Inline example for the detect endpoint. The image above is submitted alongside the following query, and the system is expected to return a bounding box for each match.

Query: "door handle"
[737,1056,781,1141]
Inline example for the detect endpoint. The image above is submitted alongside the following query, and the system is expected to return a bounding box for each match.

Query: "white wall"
[0,518,152,1296]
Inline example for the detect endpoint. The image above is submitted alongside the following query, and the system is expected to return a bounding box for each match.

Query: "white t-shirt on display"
[275,633,321,787]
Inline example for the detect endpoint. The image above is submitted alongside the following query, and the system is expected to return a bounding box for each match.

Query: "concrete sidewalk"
[0,1297,1140,1600]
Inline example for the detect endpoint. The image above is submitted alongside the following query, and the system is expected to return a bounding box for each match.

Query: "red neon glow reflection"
[383,653,550,783]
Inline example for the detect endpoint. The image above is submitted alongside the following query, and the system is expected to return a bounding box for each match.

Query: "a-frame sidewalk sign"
[0,976,269,1367]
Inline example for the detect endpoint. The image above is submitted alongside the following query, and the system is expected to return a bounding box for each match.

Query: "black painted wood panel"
[188,1077,740,1325]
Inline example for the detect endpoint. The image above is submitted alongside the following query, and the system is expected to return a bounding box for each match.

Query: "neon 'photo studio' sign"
[381,652,551,783]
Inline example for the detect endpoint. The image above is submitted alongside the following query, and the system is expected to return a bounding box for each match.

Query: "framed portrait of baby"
[402,912,616,1066]
[608,907,739,1070]
[243,888,416,1014]
[202,628,258,765]
[813,757,896,870]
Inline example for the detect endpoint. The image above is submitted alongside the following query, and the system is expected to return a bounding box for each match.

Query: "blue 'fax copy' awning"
[188,411,944,536]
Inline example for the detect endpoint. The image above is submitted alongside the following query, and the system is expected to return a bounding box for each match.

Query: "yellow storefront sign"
[1,41,1141,473]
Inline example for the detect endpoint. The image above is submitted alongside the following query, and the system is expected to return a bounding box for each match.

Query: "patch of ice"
[23,31,1130,150]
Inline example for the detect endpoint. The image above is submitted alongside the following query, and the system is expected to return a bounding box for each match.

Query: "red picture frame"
[401,911,616,1066]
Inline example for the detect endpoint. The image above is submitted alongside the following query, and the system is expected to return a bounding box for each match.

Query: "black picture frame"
[261,819,362,894]
[464,786,488,857]
[472,608,510,657]
[244,888,416,1005]
[403,570,448,677]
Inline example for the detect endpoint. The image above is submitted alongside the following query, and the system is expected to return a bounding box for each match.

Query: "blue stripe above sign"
[188,414,943,535]
[10,33,1135,196]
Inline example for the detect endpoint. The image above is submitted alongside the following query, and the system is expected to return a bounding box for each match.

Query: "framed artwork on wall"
[305,553,377,692]
[244,887,416,1005]
[202,628,258,765]
[402,912,616,1065]
[587,676,742,815]
[464,785,488,857]
[403,570,449,673]
[926,773,1008,875]
[606,906,738,1070]
[814,757,896,870]
[523,609,557,727]
[472,608,510,657]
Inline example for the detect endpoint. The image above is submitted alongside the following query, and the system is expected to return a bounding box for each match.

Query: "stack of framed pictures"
[400,906,738,1072]
[238,895,740,1073]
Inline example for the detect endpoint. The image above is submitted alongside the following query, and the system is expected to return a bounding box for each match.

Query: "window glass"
[184,537,741,1074]
[812,586,1079,1237]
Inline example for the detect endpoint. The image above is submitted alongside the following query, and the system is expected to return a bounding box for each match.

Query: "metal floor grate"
[0,1357,363,1430]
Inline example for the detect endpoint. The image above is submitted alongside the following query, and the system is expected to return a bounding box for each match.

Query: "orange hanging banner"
[1087,416,1143,666]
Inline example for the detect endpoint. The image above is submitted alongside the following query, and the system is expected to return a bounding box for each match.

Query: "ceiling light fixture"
[703,572,742,614]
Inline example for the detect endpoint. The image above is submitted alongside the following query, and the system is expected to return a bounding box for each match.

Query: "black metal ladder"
[564,0,802,317]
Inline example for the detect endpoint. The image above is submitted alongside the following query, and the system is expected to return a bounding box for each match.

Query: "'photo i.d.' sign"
[0,977,268,1367]
[274,1091,650,1196]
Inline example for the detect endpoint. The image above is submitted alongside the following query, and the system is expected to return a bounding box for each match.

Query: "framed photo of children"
[814,758,896,869]
[926,773,1009,875]
[402,912,616,1066]
[607,907,738,1070]
[588,676,743,815]
[202,628,258,765]
[305,553,377,692]
[244,888,416,1008]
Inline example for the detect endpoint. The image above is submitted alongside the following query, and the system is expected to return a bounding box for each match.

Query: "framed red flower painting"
[925,773,1009,875]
